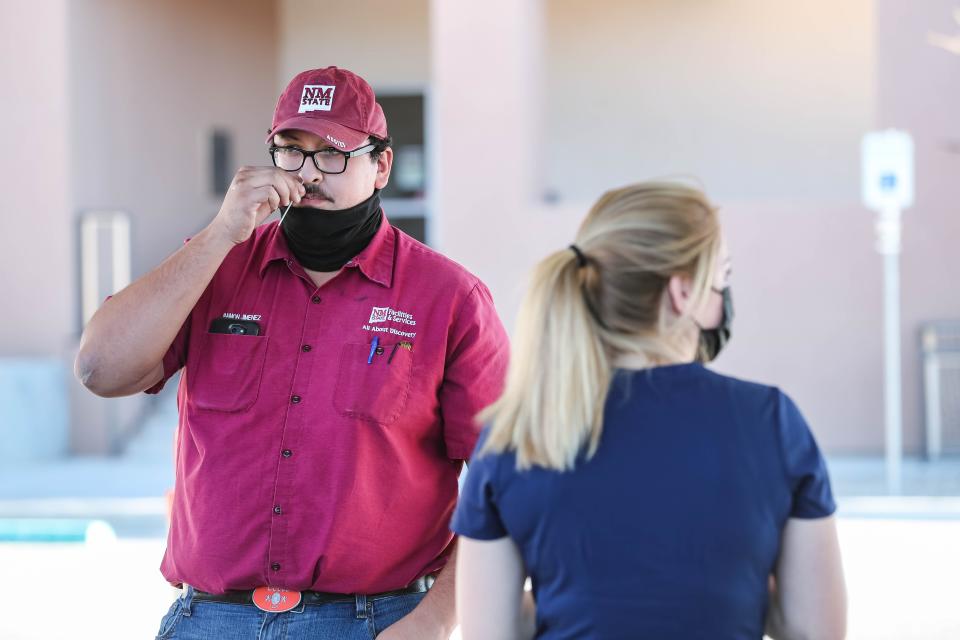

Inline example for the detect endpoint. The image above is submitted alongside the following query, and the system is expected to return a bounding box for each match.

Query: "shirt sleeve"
[450,432,510,540]
[144,313,192,395]
[776,391,837,519]
[438,281,510,460]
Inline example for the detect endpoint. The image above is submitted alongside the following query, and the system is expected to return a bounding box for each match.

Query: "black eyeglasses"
[269,144,376,175]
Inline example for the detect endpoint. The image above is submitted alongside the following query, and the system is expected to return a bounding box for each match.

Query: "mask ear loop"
[278,201,294,226]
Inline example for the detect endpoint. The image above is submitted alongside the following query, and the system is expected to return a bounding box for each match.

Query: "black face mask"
[697,287,734,363]
[281,190,382,272]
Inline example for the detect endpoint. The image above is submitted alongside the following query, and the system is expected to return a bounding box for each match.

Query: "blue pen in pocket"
[367,336,380,365]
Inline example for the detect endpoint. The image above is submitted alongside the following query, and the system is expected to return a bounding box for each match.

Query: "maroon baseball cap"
[266,67,389,150]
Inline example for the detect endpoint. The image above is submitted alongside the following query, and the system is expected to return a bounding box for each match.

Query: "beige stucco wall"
[0,0,73,356]
[275,0,904,453]
[431,0,886,453]
[545,0,876,203]
[279,0,430,90]
[5,0,953,455]
[64,0,280,453]
[718,200,884,453]
[540,0,884,453]
[68,0,280,282]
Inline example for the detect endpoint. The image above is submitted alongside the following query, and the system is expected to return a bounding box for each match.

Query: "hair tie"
[568,244,607,329]
[569,244,588,268]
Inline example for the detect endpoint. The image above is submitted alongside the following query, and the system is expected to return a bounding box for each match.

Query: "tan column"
[429,0,556,324]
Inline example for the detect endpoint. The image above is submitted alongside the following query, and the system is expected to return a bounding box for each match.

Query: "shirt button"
[301,345,312,352]
[311,295,321,304]
[291,395,302,404]
[282,449,293,458]
[271,563,281,572]
[273,505,282,515]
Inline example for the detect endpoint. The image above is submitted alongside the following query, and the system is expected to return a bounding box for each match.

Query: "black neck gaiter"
[281,190,383,272]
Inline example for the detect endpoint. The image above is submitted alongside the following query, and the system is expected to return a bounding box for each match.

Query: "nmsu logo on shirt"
[364,306,418,339]
[369,306,416,326]
[299,85,336,113]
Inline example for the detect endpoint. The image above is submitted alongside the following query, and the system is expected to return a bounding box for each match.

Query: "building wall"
[876,0,960,456]
[545,0,876,203]
[0,1,74,456]
[63,0,280,453]
[68,0,280,287]
[278,0,912,453]
[718,200,884,453]
[5,0,952,456]
[0,0,73,356]
[279,0,430,90]
[478,0,884,453]
[541,0,884,453]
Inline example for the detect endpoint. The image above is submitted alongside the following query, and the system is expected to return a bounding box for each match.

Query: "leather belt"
[190,574,436,607]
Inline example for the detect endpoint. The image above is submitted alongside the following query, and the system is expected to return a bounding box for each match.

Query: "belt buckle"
[252,586,302,613]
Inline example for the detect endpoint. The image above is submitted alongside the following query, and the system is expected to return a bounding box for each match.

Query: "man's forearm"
[76,223,235,395]
[407,548,458,636]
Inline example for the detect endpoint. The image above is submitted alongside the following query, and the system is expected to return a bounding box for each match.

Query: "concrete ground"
[2,393,960,638]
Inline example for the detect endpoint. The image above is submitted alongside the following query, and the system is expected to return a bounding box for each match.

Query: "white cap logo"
[299,85,336,113]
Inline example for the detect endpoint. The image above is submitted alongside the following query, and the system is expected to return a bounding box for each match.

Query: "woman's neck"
[613,333,698,370]
[613,353,691,370]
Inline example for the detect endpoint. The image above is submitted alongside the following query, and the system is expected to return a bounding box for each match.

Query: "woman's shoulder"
[696,365,788,405]
[695,368,815,447]
[619,362,788,407]
[468,427,518,471]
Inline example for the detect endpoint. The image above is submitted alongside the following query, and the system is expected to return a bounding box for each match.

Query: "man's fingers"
[287,174,305,204]
[250,185,282,214]
[274,180,293,208]
[236,168,302,205]
[279,172,305,206]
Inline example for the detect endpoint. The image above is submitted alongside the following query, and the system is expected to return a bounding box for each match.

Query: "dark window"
[211,129,233,195]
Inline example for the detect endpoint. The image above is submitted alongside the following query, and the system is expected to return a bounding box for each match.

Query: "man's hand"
[378,552,458,640]
[210,166,304,246]
[375,608,450,640]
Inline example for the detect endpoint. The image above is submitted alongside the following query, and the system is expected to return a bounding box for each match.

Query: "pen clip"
[388,340,412,365]
[367,336,380,365]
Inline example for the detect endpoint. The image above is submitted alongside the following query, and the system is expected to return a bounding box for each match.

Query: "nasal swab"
[278,200,294,225]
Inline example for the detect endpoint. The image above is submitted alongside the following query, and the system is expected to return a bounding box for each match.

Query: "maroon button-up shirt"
[147,215,509,594]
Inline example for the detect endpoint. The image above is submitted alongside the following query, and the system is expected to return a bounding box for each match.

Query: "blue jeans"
[155,586,426,639]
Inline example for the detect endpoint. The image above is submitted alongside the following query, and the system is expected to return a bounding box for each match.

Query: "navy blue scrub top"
[452,363,836,640]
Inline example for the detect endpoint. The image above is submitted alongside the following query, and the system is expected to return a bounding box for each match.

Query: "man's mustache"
[303,184,333,200]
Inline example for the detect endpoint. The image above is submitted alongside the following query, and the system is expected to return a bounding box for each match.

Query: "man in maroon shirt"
[76,66,509,639]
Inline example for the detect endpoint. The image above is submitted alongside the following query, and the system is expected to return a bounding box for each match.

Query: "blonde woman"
[451,183,846,640]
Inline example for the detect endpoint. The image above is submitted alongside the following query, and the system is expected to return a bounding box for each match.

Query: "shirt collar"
[259,212,396,288]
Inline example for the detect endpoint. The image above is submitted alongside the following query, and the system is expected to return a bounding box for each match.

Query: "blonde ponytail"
[481,181,721,471]
[481,248,612,470]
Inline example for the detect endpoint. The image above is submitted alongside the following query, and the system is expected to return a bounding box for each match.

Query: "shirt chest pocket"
[333,341,413,426]
[188,333,270,413]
